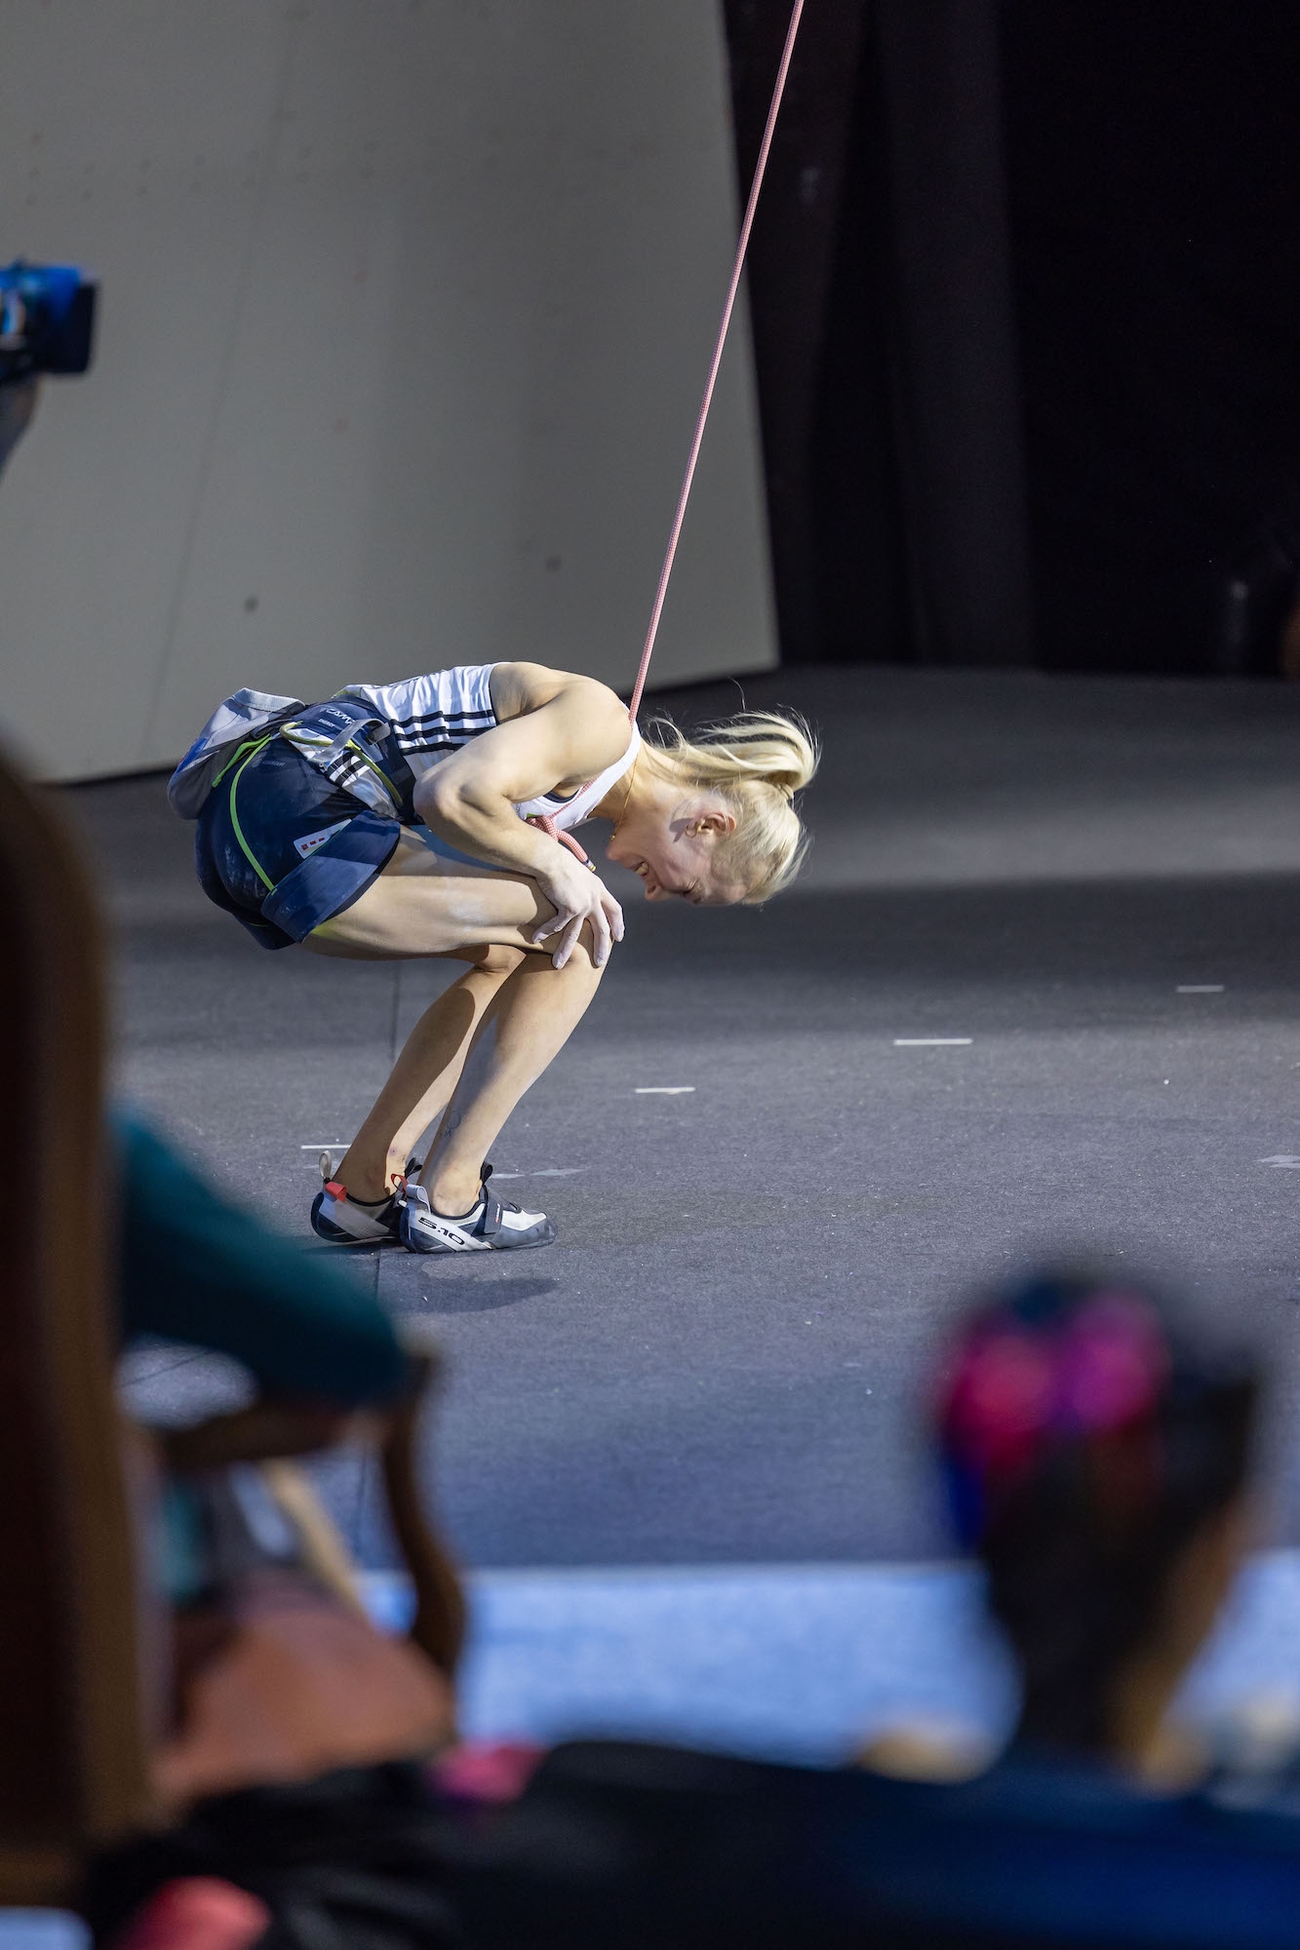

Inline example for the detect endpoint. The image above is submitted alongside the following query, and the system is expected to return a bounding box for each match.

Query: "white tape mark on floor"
[1261,1156,1300,1169]
[1177,984,1225,993]
[893,1038,973,1047]
[635,1086,696,1094]
[300,1143,351,1150]
[491,1168,586,1180]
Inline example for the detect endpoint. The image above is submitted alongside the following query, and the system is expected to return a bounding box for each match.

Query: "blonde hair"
[644,708,820,902]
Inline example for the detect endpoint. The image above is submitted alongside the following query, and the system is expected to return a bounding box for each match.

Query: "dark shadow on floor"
[394,1275,562,1317]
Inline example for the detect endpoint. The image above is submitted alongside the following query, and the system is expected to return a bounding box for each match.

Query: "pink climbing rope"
[532,1,805,868]
[627,0,806,723]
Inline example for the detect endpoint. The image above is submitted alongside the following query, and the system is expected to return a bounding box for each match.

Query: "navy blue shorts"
[195,736,402,950]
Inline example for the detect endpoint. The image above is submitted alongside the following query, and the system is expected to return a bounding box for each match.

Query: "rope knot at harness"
[528,812,594,867]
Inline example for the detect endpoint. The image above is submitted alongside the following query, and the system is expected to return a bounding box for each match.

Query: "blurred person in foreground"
[864,1271,1264,1798]
[913,1269,1260,1791]
[865,1263,1270,1809]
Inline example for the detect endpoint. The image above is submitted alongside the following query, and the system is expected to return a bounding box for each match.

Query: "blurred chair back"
[0,747,153,1903]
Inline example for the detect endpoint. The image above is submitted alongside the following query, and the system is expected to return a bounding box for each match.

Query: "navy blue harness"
[194,699,416,950]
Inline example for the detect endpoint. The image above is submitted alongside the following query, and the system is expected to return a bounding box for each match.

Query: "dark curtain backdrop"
[723,1,1300,676]
[1001,0,1300,675]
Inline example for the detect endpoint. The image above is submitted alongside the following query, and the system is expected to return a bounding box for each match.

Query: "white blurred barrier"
[363,1549,1300,1766]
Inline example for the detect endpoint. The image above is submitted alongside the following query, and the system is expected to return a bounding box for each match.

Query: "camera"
[0,260,97,386]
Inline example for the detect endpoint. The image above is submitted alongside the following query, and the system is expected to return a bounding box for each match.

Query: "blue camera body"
[0,261,97,385]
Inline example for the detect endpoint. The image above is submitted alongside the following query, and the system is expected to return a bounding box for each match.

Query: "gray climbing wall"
[0,1,775,780]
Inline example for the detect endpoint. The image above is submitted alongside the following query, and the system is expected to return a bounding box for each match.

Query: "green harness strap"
[212,731,271,791]
[225,735,277,891]
[222,725,402,898]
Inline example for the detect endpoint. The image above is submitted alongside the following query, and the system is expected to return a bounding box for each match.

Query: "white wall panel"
[0,1,775,779]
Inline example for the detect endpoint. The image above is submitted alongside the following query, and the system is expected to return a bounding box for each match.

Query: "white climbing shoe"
[397,1165,556,1254]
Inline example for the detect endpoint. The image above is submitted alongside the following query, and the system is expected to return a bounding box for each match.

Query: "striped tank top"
[285,664,638,831]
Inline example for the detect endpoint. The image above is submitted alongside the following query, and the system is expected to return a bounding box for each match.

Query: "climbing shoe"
[397,1164,556,1254]
[310,1179,403,1245]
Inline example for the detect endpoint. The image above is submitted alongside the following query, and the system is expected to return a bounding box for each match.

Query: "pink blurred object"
[941,1290,1169,1484]
[430,1739,545,1805]
[1057,1291,1169,1431]
[945,1328,1057,1475]
[110,1878,270,1950]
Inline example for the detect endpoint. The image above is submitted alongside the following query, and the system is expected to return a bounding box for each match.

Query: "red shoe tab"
[324,1180,348,1201]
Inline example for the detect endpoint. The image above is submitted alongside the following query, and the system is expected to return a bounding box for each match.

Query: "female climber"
[170,661,818,1254]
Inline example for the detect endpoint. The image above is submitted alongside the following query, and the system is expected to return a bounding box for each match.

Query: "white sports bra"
[514,725,641,832]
